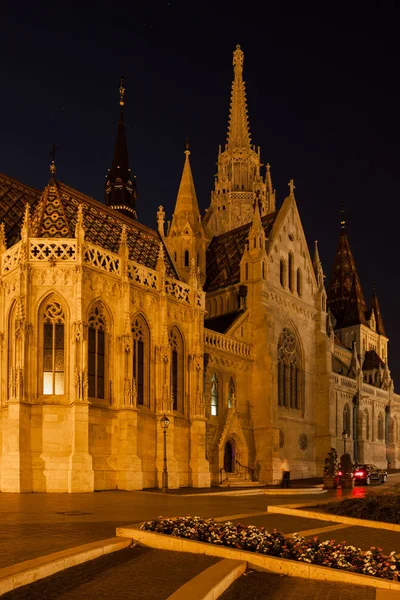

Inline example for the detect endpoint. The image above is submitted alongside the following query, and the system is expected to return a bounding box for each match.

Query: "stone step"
[219,480,262,488]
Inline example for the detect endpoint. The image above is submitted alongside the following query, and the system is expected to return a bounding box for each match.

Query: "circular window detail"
[279,430,284,449]
[298,434,308,451]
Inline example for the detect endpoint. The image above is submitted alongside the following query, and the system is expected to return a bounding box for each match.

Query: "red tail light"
[354,470,365,477]
[338,471,342,476]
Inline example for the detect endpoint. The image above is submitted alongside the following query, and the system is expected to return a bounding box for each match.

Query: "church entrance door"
[224,440,234,473]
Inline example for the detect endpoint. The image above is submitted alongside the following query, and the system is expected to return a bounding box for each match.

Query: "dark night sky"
[1,2,400,383]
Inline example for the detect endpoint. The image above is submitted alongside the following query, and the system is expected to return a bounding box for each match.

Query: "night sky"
[1,2,400,383]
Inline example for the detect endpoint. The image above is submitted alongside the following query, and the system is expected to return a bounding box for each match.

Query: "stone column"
[116,407,143,490]
[68,402,94,492]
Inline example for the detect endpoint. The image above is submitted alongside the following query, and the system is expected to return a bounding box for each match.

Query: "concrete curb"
[267,504,400,532]
[0,536,132,596]
[263,487,326,495]
[117,526,400,593]
[180,487,326,497]
[166,558,246,600]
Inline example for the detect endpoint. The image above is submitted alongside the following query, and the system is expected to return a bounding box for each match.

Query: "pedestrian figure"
[280,458,290,488]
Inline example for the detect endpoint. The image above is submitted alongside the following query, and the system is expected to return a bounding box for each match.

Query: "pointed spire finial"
[0,222,6,252]
[49,143,57,177]
[288,179,295,196]
[227,45,250,149]
[119,76,125,108]
[340,203,346,231]
[75,204,85,240]
[156,241,166,275]
[21,204,30,237]
[184,139,190,155]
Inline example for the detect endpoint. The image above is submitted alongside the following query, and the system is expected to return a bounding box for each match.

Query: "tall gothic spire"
[105,77,137,219]
[326,226,367,329]
[203,46,274,238]
[227,45,251,149]
[173,141,201,226]
[371,288,386,337]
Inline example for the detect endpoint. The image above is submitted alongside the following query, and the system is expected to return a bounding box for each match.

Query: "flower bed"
[141,515,400,580]
[324,491,400,523]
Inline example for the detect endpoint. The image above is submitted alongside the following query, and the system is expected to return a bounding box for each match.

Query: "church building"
[0,46,397,492]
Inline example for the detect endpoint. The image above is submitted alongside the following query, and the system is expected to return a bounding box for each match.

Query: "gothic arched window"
[364,409,370,441]
[377,412,384,441]
[343,403,351,435]
[132,316,150,407]
[88,304,107,400]
[297,268,302,296]
[228,376,235,408]
[184,250,190,267]
[211,372,219,416]
[277,327,301,409]
[43,300,65,395]
[288,252,294,292]
[169,327,184,412]
[280,259,286,287]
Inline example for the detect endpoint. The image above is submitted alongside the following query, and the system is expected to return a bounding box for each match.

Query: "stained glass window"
[228,377,235,408]
[43,300,65,395]
[88,305,106,399]
[211,372,219,416]
[169,327,183,412]
[343,403,351,435]
[277,327,301,409]
[132,316,149,407]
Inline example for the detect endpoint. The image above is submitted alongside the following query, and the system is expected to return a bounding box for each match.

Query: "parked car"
[338,464,387,485]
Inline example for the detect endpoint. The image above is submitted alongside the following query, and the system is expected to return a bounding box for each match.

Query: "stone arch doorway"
[224,440,235,473]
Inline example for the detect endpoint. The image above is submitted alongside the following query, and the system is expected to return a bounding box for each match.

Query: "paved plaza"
[0,476,399,598]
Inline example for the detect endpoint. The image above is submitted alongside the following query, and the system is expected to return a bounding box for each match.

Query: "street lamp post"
[342,430,348,455]
[161,414,170,492]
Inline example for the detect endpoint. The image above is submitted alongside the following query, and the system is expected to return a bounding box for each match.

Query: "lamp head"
[161,414,170,430]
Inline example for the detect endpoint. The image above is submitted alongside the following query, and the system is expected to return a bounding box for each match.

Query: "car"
[337,464,387,485]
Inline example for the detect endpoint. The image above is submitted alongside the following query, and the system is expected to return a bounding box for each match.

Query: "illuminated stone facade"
[0,46,398,492]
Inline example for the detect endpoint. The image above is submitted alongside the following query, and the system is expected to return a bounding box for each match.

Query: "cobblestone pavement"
[1,547,219,600]
[230,514,335,533]
[0,489,333,569]
[220,570,376,600]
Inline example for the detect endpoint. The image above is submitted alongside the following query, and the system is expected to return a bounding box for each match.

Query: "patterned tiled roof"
[326,231,368,329]
[205,212,277,292]
[0,173,42,247]
[0,173,177,278]
[362,349,385,371]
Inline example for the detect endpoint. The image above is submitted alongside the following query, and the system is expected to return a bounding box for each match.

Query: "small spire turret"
[105,77,137,220]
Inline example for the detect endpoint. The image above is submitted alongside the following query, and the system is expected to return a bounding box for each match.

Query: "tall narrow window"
[43,300,65,395]
[377,412,384,440]
[288,252,294,292]
[211,372,219,416]
[184,250,190,267]
[277,327,301,409]
[364,409,370,440]
[132,316,150,406]
[280,259,286,287]
[228,376,235,408]
[343,404,349,433]
[88,304,106,399]
[296,268,302,296]
[169,327,184,412]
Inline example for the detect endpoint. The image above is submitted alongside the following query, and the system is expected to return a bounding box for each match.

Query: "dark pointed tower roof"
[371,288,386,336]
[326,218,368,329]
[105,77,137,220]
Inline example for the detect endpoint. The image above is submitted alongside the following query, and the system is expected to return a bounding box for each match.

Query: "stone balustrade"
[204,328,252,358]
[1,238,203,309]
